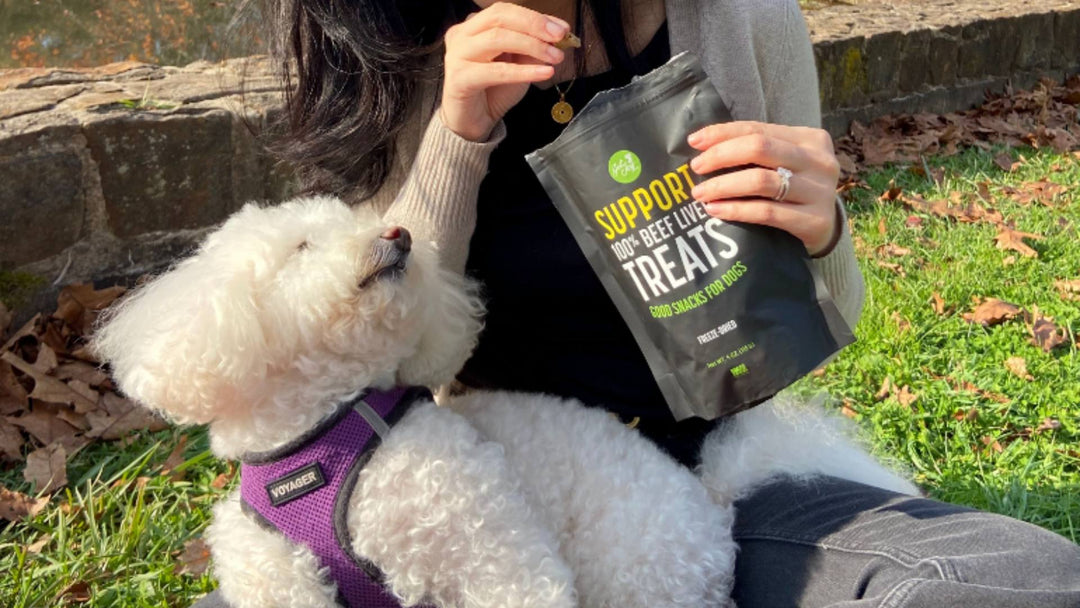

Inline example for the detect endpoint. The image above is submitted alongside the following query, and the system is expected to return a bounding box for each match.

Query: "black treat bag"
[526,52,854,421]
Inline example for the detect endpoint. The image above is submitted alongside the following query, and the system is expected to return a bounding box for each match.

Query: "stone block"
[927,27,961,88]
[863,30,902,102]
[816,36,869,111]
[1052,9,1080,71]
[959,17,1019,80]
[0,125,87,266]
[84,110,247,237]
[896,29,930,94]
[1014,12,1055,72]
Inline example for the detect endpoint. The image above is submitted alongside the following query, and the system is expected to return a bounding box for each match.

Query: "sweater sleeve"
[372,110,506,274]
[758,1,866,330]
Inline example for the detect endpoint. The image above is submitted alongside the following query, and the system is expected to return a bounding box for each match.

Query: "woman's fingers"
[455,2,570,44]
[703,199,834,253]
[450,61,555,92]
[689,133,832,180]
[458,27,565,64]
[688,121,835,154]
[690,166,834,207]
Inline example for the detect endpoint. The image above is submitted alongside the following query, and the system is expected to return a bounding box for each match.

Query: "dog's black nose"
[380,226,411,252]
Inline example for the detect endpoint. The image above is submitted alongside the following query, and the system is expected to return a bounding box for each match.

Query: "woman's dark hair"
[259,0,638,200]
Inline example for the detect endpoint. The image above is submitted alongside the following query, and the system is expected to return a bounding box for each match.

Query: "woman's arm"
[371,110,507,274]
[368,3,571,273]
[690,0,865,329]
[761,1,865,330]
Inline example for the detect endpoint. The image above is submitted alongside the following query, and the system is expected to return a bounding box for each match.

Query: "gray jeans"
[192,476,1080,607]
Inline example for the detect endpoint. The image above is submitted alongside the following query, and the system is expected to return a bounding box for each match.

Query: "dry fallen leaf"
[962,298,1023,326]
[994,227,1043,258]
[161,435,189,482]
[54,284,126,336]
[930,292,949,316]
[1027,310,1070,352]
[877,243,912,257]
[1005,357,1034,381]
[1054,279,1080,301]
[1,359,29,404]
[54,361,110,387]
[24,443,67,494]
[0,417,24,461]
[993,152,1018,172]
[1,351,98,412]
[953,407,979,422]
[86,393,168,440]
[874,377,894,402]
[840,401,858,419]
[896,385,918,408]
[905,215,924,229]
[980,436,1004,453]
[877,217,887,236]
[31,345,59,375]
[891,311,911,332]
[59,580,91,604]
[26,533,52,554]
[1002,255,1017,266]
[1,314,39,352]
[1035,418,1062,434]
[0,485,48,521]
[6,408,80,448]
[876,261,907,277]
[174,538,212,576]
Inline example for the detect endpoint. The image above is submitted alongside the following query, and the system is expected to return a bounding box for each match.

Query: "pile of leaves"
[837,75,1080,177]
[0,285,169,521]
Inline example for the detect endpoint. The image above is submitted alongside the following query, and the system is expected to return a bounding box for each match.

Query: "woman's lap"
[192,475,1080,607]
[731,475,1080,607]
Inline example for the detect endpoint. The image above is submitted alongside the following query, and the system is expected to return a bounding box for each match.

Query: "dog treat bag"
[526,52,854,421]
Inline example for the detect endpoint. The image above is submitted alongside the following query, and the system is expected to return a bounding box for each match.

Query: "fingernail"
[546,45,563,62]
[691,185,704,200]
[687,131,702,147]
[546,19,569,37]
[689,155,702,173]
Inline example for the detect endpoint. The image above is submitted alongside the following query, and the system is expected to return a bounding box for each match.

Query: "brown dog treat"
[554,32,581,50]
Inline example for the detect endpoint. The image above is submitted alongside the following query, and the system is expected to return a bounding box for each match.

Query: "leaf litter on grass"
[837,75,1080,177]
[0,283,169,501]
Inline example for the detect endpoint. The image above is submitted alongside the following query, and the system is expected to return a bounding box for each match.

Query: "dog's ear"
[91,255,267,425]
[396,265,485,388]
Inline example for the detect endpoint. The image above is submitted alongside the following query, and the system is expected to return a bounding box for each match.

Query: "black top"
[458,23,721,467]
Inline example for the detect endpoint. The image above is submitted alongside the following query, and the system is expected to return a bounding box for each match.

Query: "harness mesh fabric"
[239,387,419,608]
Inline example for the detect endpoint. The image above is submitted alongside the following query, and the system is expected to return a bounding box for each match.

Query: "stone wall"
[810,0,1080,135]
[0,58,291,297]
[1,0,1079,319]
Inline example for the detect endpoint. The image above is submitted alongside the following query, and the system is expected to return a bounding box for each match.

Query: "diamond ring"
[774,167,793,202]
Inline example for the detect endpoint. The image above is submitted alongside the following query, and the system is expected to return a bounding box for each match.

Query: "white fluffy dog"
[91,196,740,608]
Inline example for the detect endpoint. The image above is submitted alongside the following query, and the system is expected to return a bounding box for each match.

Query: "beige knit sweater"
[369,0,865,329]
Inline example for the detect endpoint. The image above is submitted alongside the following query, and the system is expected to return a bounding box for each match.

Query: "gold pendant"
[551,99,573,124]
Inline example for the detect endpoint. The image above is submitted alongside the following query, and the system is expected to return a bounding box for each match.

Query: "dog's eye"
[296,240,309,252]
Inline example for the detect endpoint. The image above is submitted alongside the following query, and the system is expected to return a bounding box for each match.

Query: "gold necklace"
[550,39,597,125]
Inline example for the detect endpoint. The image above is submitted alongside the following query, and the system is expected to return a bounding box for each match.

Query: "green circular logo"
[608,150,642,184]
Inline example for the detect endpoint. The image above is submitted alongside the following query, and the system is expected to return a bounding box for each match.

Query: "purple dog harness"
[239,386,432,608]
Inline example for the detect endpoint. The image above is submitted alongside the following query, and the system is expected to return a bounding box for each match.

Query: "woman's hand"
[441,2,570,142]
[686,122,842,256]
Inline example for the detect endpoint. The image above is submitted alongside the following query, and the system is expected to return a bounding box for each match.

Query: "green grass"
[805,145,1080,540]
[0,428,226,607]
[1,145,1077,606]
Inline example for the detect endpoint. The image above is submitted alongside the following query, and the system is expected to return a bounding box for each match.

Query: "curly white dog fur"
[91,196,743,608]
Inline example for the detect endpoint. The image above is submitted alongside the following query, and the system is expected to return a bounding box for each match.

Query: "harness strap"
[238,387,430,608]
